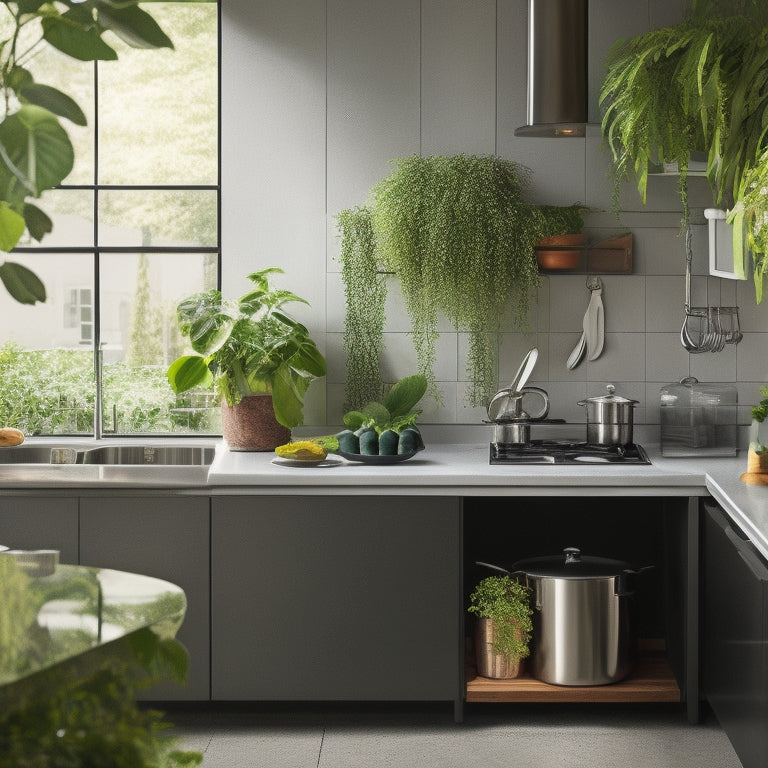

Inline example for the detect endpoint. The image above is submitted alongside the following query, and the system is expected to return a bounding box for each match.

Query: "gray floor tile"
[163,704,742,768]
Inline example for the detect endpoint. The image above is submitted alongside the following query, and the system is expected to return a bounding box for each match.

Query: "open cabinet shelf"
[465,641,680,704]
[536,233,633,274]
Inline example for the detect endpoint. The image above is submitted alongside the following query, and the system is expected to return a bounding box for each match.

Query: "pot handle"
[475,560,511,575]
[616,564,655,596]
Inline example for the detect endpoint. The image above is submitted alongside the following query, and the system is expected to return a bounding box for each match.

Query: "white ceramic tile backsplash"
[224,0,768,432]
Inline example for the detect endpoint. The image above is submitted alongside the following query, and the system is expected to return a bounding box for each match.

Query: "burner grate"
[490,440,651,465]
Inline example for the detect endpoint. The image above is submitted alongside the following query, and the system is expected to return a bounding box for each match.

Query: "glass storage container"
[660,377,738,456]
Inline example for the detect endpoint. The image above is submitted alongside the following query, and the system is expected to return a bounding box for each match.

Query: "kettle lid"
[578,384,639,407]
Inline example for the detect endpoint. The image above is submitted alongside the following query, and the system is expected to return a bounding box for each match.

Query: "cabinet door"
[0,496,78,563]
[704,501,768,768]
[79,496,210,701]
[211,496,461,701]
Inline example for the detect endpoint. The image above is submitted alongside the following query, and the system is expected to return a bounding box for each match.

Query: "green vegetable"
[378,429,399,456]
[400,426,424,451]
[358,429,379,455]
[336,429,359,453]
[397,429,418,455]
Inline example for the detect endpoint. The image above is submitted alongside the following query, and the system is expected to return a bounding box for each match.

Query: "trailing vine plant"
[337,206,387,409]
[338,155,544,408]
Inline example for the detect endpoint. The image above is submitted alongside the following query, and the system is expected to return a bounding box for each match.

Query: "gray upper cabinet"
[79,495,211,701]
[211,495,461,702]
[0,496,78,564]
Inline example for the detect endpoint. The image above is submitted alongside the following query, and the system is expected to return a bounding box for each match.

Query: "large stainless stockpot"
[511,548,647,686]
[578,384,638,446]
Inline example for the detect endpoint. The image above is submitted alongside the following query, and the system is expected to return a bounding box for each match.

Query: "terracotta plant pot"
[221,395,291,451]
[535,233,585,270]
[474,617,525,679]
[740,447,768,485]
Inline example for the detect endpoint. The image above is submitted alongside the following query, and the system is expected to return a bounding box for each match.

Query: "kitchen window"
[0,2,220,436]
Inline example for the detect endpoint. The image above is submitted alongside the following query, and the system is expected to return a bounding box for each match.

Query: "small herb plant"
[167,267,327,429]
[468,575,533,660]
[539,204,586,238]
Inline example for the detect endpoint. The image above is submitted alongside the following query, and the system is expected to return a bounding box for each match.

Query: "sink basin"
[79,445,215,466]
[0,445,79,464]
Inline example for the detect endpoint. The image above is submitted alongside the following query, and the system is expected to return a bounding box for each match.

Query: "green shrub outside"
[0,343,217,435]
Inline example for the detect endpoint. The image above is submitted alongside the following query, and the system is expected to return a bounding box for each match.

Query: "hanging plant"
[336,206,387,409]
[728,146,768,302]
[366,154,544,407]
[600,0,768,299]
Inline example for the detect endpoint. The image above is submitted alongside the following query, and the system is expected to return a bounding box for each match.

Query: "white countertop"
[2,437,768,561]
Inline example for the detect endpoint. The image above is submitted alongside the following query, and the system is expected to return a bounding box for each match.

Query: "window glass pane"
[100,252,219,434]
[21,190,95,248]
[0,15,95,185]
[98,190,218,247]
[0,254,95,435]
[97,3,218,185]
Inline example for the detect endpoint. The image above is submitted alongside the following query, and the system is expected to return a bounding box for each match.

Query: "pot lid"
[578,384,638,407]
[512,547,632,578]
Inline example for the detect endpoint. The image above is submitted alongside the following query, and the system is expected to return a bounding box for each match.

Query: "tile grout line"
[316,726,326,768]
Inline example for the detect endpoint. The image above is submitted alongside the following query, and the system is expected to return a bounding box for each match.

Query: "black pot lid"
[512,547,632,578]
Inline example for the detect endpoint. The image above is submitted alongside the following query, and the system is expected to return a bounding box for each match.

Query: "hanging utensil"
[566,277,604,369]
[566,332,586,370]
[585,276,604,360]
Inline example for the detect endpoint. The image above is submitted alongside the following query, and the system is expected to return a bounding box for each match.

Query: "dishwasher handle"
[706,502,768,583]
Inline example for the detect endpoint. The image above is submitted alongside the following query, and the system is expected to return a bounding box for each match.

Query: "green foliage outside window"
[0,343,216,434]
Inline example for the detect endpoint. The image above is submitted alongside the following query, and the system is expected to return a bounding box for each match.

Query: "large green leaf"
[383,374,427,418]
[42,12,118,61]
[97,4,173,50]
[20,83,87,126]
[288,337,326,377]
[167,355,213,394]
[0,205,26,251]
[0,261,46,304]
[0,105,74,198]
[22,202,53,242]
[271,364,307,428]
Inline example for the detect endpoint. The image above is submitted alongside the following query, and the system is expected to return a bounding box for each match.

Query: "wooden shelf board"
[465,650,680,704]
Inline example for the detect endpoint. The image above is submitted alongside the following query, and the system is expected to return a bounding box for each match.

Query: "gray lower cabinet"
[211,495,461,701]
[0,496,78,563]
[79,496,211,701]
[703,500,768,768]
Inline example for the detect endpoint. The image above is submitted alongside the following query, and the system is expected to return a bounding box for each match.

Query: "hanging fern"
[600,2,768,300]
[337,206,387,409]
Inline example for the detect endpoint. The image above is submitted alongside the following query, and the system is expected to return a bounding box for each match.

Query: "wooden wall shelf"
[465,642,680,704]
[536,233,633,275]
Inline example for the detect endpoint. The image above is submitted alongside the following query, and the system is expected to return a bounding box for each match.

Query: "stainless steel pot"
[512,548,644,686]
[577,384,638,446]
[478,549,650,686]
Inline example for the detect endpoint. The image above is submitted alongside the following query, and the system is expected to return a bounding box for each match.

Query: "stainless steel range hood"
[514,0,588,138]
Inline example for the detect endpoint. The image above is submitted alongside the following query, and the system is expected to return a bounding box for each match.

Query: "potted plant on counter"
[468,574,533,679]
[167,268,327,451]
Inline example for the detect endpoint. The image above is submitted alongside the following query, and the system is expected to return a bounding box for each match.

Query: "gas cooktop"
[490,440,651,465]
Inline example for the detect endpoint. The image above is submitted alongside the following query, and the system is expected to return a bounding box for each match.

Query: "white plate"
[271,456,343,468]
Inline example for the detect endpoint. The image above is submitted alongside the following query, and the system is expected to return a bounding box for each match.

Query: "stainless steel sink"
[79,445,215,466]
[0,445,79,464]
